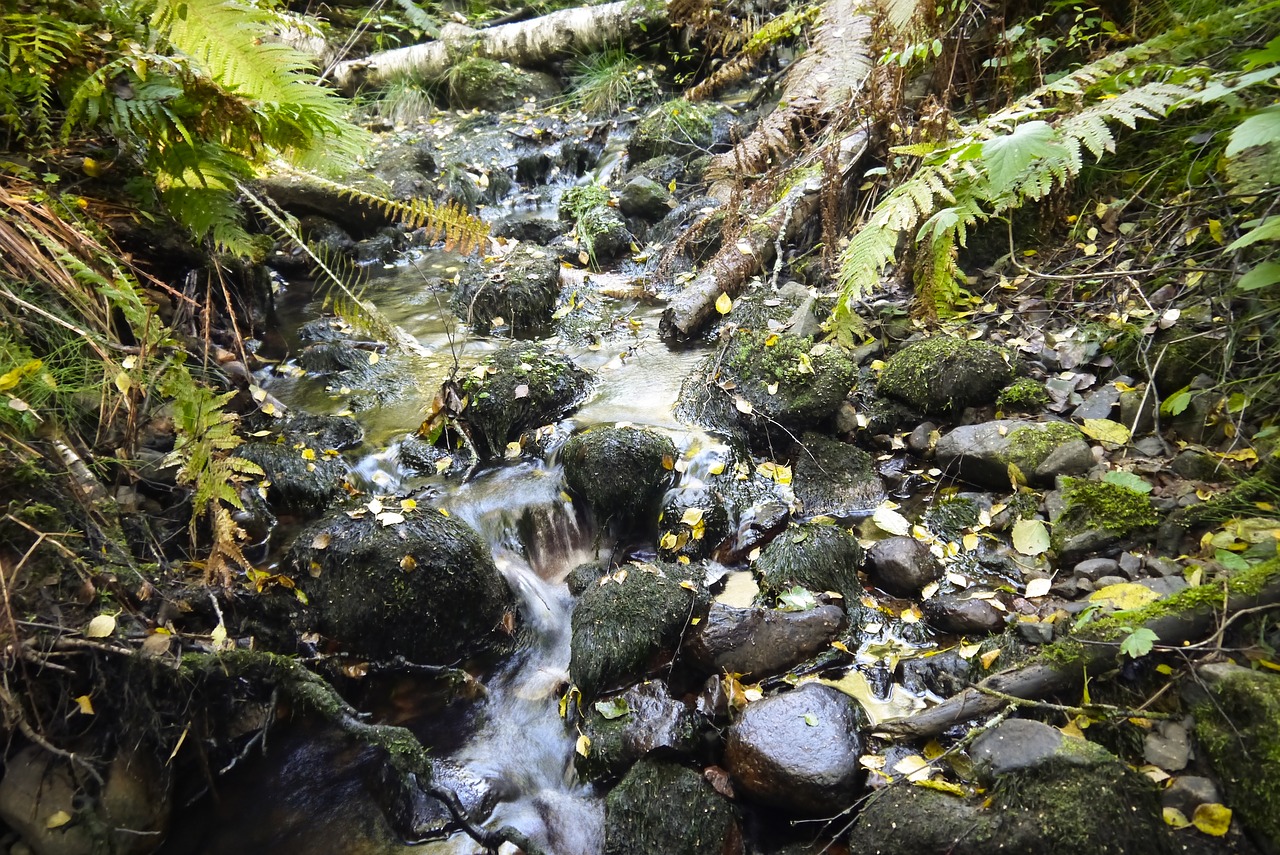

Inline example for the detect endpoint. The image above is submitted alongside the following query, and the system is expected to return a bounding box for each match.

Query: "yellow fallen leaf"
[980,648,1001,669]
[575,734,591,757]
[1192,803,1231,836]
[1080,418,1132,445]
[86,614,116,638]
[1024,577,1052,598]
[914,778,968,796]
[715,292,733,314]
[74,694,95,715]
[680,507,705,527]
[1163,807,1192,829]
[1089,582,1161,611]
[46,810,72,829]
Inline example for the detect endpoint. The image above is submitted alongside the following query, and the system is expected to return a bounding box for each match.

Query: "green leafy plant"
[1118,626,1159,659]
[568,48,659,114]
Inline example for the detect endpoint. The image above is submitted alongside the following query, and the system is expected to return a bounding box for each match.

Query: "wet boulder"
[570,562,708,698]
[619,176,675,221]
[865,536,942,597]
[290,508,515,664]
[562,426,676,525]
[604,758,738,855]
[457,344,592,459]
[235,414,361,513]
[576,681,700,783]
[686,602,846,680]
[755,523,864,604]
[878,337,1015,415]
[791,433,886,517]
[935,420,1091,490]
[297,340,381,376]
[452,243,561,336]
[848,718,1173,855]
[725,683,863,814]
[571,205,632,266]
[679,332,856,446]
[657,486,732,562]
[395,433,470,479]
[922,591,1008,635]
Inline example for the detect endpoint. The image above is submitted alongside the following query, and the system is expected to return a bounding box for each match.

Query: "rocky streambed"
[4,75,1278,855]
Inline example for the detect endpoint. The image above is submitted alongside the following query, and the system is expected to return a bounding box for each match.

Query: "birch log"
[329,0,668,96]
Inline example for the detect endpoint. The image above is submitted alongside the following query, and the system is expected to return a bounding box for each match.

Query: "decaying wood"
[877,573,1280,741]
[328,0,668,95]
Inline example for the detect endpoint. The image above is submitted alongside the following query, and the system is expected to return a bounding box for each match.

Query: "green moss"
[997,378,1051,412]
[755,522,865,603]
[1006,422,1084,473]
[559,184,611,221]
[562,426,675,522]
[445,57,524,110]
[605,758,736,855]
[724,331,856,425]
[925,495,982,540]
[1052,477,1159,551]
[627,98,717,163]
[1194,668,1280,847]
[878,336,1015,414]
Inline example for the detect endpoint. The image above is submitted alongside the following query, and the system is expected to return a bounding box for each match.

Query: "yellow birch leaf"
[575,734,591,757]
[1080,418,1132,445]
[715,292,733,314]
[1192,804,1231,836]
[86,614,116,638]
[46,810,72,829]
[980,648,1001,669]
[74,695,95,715]
[1163,807,1192,829]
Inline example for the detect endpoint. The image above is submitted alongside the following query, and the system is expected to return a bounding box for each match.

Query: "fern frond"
[0,13,84,144]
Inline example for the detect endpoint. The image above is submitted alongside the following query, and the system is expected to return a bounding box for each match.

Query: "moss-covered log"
[878,559,1280,740]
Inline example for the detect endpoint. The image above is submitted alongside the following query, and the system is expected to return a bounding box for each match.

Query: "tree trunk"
[328,0,668,95]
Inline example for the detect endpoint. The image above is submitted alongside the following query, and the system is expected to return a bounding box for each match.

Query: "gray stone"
[922,592,1007,635]
[1017,620,1055,644]
[618,176,674,221]
[1094,574,1128,589]
[1073,557,1119,581]
[791,433,886,518]
[687,603,846,680]
[1143,721,1191,771]
[865,536,942,597]
[562,426,676,523]
[577,681,700,783]
[1171,450,1225,481]
[1118,551,1143,577]
[934,420,1090,490]
[1071,385,1121,421]
[908,422,939,454]
[1146,557,1183,578]
[1161,776,1222,818]
[971,718,1110,779]
[725,683,862,814]
[451,242,561,335]
[1132,435,1166,456]
[1119,389,1157,435]
[1137,576,1189,598]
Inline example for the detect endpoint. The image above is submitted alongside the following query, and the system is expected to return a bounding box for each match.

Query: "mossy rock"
[679,332,856,447]
[561,426,676,524]
[459,344,592,459]
[575,681,700,784]
[451,243,561,336]
[1051,477,1159,556]
[627,99,717,164]
[1194,666,1280,848]
[570,562,708,698]
[755,523,864,604]
[791,433,885,518]
[997,378,1051,413]
[446,57,559,111]
[235,416,359,514]
[290,509,515,664]
[935,420,1091,490]
[604,758,737,855]
[878,336,1015,414]
[559,184,612,222]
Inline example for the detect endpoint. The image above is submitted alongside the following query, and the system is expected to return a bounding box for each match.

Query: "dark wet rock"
[232,413,360,514]
[457,343,592,459]
[686,602,845,680]
[1050,477,1159,559]
[755,523,864,604]
[1136,576,1189,598]
[445,57,560,111]
[299,215,355,255]
[570,562,708,698]
[0,746,171,855]
[298,340,379,376]
[451,242,560,335]
[724,683,862,814]
[878,336,1015,415]
[849,726,1173,855]
[650,196,722,259]
[791,433,885,518]
[355,232,398,264]
[290,508,515,664]
[900,650,973,698]
[1143,720,1191,771]
[723,282,828,337]
[1072,384,1122,421]
[627,154,686,186]
[678,332,856,446]
[1073,557,1119,581]
[627,99,719,164]
[395,433,469,478]
[619,176,674,221]
[865,536,942,597]
[490,212,564,245]
[972,719,1109,777]
[604,758,737,855]
[1171,449,1225,481]
[567,561,607,596]
[562,426,675,524]
[923,494,983,540]
[1192,664,1280,849]
[576,205,632,265]
[1161,776,1223,819]
[658,486,731,562]
[922,592,1007,635]
[908,421,939,454]
[371,142,437,199]
[576,681,699,783]
[934,420,1091,489]
[297,317,350,344]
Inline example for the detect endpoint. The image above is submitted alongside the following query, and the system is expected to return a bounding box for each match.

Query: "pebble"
[1118,552,1143,577]
[1073,558,1119,581]
[1143,721,1191,771]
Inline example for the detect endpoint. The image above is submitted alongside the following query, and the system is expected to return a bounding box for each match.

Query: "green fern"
[0,13,83,145]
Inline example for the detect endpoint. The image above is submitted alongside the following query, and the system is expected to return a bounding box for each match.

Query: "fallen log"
[876,561,1280,741]
[328,0,668,96]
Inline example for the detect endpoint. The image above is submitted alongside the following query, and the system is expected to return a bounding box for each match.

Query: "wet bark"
[328,0,668,95]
